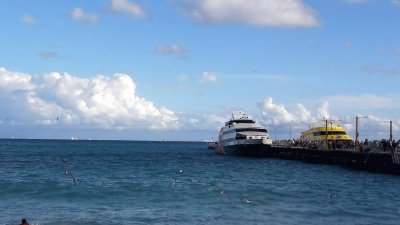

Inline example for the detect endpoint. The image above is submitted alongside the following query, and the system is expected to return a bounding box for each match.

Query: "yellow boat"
[299,121,353,141]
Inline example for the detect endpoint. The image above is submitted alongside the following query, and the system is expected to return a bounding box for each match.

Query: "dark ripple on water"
[1,139,400,225]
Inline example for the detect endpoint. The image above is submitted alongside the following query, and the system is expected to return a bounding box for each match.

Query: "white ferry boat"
[217,111,272,155]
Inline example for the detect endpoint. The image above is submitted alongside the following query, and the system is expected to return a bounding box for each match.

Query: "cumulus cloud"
[181,113,227,130]
[255,96,399,140]
[318,101,330,120]
[109,0,146,18]
[350,114,398,140]
[200,72,218,84]
[181,0,319,27]
[22,15,37,24]
[69,7,98,23]
[155,44,188,56]
[257,97,311,126]
[0,68,35,92]
[0,67,178,130]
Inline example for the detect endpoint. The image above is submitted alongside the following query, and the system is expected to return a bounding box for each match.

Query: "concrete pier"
[232,146,400,175]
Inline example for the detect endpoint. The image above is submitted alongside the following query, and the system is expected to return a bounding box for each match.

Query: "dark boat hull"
[221,144,271,156]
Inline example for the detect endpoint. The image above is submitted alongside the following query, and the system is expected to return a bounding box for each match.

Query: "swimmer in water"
[20,218,29,225]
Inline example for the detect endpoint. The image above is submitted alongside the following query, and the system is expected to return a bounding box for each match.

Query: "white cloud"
[22,15,37,24]
[0,67,35,92]
[255,96,399,140]
[317,101,330,120]
[155,44,188,56]
[257,97,311,126]
[182,113,227,130]
[70,8,98,23]
[396,45,400,53]
[0,67,178,130]
[110,0,146,18]
[200,72,218,84]
[181,0,319,27]
[350,114,398,141]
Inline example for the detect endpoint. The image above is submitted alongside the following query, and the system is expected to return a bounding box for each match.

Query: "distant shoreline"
[0,138,203,143]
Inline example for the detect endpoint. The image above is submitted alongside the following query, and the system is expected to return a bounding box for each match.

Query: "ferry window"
[232,120,254,123]
[236,128,267,132]
[236,137,246,140]
[222,128,267,135]
[313,131,347,136]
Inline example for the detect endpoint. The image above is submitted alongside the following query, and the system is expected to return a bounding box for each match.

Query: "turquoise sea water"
[1,139,400,225]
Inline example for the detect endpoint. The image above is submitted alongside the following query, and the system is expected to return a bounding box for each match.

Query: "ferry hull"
[221,144,272,156]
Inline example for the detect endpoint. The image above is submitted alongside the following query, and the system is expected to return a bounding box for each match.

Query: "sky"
[0,0,400,141]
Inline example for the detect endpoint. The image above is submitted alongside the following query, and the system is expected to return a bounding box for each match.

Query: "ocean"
[1,139,400,225]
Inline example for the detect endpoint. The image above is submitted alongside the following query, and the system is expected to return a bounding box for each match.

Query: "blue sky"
[0,0,399,141]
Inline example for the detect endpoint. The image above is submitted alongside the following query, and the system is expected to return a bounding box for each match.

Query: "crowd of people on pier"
[273,139,400,153]
[359,139,400,153]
